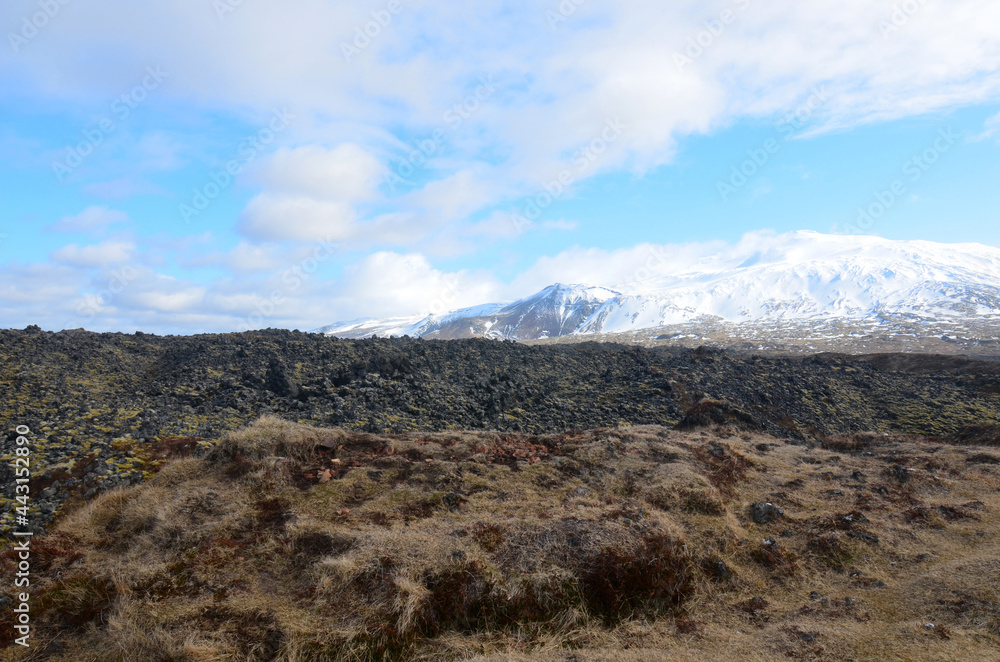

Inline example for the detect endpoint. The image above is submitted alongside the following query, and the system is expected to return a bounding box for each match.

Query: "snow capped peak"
[522,283,620,305]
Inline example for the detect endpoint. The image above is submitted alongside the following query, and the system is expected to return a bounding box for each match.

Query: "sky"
[2,0,1000,334]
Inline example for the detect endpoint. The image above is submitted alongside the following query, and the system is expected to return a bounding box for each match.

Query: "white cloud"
[50,240,136,267]
[49,206,130,233]
[119,276,208,313]
[405,167,507,224]
[505,234,790,296]
[335,252,502,320]
[238,143,387,243]
[255,143,384,200]
[239,194,356,242]
[0,263,81,304]
[0,261,147,331]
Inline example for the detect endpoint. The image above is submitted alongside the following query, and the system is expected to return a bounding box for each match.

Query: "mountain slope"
[318,232,1000,343]
[316,285,619,340]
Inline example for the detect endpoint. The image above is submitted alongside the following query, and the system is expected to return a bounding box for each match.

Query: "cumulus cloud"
[335,252,503,320]
[117,275,208,313]
[239,195,357,242]
[238,143,386,242]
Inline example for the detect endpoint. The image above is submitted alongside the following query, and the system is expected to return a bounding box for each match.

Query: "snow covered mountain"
[316,285,619,340]
[316,232,1000,343]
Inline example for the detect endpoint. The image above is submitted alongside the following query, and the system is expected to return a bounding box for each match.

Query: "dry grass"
[2,419,1000,661]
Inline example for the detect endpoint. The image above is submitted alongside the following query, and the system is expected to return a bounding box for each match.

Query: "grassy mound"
[2,417,1000,660]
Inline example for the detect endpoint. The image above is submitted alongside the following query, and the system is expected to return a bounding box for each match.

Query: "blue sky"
[2,0,1000,333]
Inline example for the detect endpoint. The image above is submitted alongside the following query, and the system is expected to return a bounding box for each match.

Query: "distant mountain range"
[316,232,1000,345]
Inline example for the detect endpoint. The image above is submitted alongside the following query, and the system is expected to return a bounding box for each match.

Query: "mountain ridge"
[316,232,1000,345]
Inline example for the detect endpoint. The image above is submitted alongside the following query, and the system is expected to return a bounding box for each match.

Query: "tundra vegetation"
[1,416,998,661]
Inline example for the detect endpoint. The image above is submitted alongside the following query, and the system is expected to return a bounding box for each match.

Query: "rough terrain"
[1,417,998,661]
[3,327,1000,533]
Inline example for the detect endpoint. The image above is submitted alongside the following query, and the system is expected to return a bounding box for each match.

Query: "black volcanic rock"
[266,358,300,399]
[1,329,998,443]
